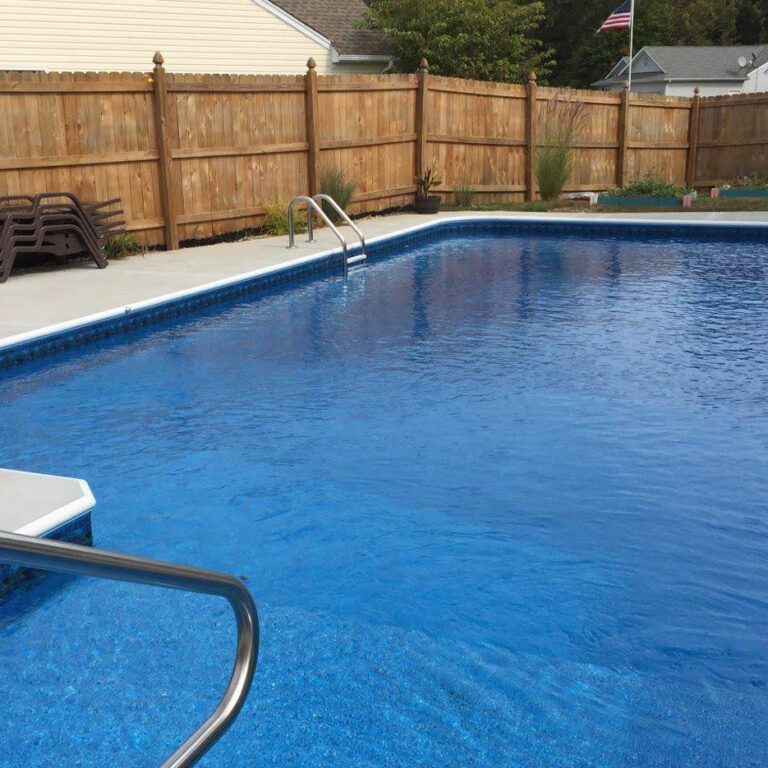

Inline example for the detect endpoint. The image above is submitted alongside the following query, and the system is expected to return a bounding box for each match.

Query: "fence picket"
[0,56,763,248]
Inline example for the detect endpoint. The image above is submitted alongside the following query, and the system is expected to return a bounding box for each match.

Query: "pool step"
[0,468,95,596]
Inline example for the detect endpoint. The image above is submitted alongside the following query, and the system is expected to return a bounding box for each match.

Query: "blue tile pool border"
[2,215,767,370]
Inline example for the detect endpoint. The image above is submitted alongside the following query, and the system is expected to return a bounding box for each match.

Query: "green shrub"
[453,184,475,208]
[730,172,768,189]
[602,172,688,199]
[534,94,584,202]
[262,201,307,236]
[104,234,140,260]
[320,169,357,223]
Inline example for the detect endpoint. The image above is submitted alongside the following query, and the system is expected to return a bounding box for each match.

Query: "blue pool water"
[2,225,768,766]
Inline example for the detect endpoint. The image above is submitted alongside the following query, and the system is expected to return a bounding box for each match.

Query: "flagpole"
[627,0,636,91]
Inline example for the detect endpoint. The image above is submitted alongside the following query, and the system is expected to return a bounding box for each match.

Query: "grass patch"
[535,95,584,202]
[453,184,475,208]
[104,234,141,260]
[320,169,356,223]
[262,201,307,236]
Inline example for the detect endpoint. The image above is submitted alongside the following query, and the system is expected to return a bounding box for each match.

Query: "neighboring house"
[0,0,393,74]
[594,46,768,96]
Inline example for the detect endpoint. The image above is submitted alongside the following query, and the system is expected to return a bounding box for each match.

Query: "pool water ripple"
[1,230,768,766]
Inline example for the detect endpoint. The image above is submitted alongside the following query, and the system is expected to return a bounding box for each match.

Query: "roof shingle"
[597,45,768,86]
[271,0,392,56]
[645,45,768,80]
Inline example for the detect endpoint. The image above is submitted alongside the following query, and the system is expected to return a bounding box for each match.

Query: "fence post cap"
[622,81,630,91]
[153,52,165,66]
[528,72,537,83]
[693,86,700,96]
[307,57,316,70]
[419,58,429,72]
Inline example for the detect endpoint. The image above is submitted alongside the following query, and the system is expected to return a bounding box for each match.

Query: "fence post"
[686,86,701,189]
[525,72,537,201]
[305,58,321,196]
[616,82,630,188]
[151,52,179,251]
[415,58,429,180]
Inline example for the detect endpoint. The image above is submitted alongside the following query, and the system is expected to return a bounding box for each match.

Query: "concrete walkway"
[2,209,768,347]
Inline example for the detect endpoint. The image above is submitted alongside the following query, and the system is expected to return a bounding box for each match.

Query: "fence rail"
[1,56,766,249]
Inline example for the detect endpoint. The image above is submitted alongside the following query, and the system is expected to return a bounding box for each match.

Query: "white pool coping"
[2,210,768,355]
[0,468,95,537]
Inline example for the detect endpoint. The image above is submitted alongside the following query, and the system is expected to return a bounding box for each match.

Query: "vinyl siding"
[632,51,663,75]
[665,82,735,97]
[664,79,768,96]
[0,0,381,74]
[600,79,768,96]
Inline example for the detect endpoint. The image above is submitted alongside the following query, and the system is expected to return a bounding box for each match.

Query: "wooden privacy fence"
[1,55,767,249]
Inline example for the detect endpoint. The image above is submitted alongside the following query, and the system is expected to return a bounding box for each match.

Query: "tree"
[359,0,553,82]
[542,0,745,87]
[673,0,737,45]
[362,0,768,88]
[735,0,768,41]
[542,0,675,87]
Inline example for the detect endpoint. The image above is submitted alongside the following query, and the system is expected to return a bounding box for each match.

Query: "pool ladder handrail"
[0,530,259,768]
[312,194,367,268]
[287,195,367,272]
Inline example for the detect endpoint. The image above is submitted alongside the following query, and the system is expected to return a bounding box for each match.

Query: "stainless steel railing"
[287,195,348,262]
[0,530,259,768]
[312,194,367,266]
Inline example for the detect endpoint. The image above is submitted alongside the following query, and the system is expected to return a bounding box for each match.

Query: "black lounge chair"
[0,193,124,283]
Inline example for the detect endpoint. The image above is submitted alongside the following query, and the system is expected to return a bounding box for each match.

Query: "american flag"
[598,0,632,31]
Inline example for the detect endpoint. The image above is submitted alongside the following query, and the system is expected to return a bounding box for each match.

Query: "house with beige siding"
[0,0,393,74]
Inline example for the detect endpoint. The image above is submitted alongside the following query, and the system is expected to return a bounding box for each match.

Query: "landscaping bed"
[597,176,692,208]
[441,196,768,215]
[596,195,682,208]
[717,187,768,199]
[713,174,768,199]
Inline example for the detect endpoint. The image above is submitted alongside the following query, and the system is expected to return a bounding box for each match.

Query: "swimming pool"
[2,221,768,766]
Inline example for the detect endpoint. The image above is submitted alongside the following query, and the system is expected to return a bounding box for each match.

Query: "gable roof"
[594,45,768,87]
[646,45,768,79]
[267,0,392,57]
[604,55,630,80]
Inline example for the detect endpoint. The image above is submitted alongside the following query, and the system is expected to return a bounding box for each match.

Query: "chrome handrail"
[312,194,367,261]
[287,196,348,263]
[0,530,259,768]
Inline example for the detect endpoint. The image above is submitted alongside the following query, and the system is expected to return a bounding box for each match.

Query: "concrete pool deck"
[2,209,768,347]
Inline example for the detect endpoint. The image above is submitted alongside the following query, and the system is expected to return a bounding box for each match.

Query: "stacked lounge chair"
[0,193,125,283]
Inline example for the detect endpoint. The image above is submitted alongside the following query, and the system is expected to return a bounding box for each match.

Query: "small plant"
[535,93,584,202]
[262,201,307,236]
[104,234,140,260]
[414,167,442,198]
[602,172,689,199]
[730,172,768,189]
[320,169,357,223]
[453,184,475,208]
